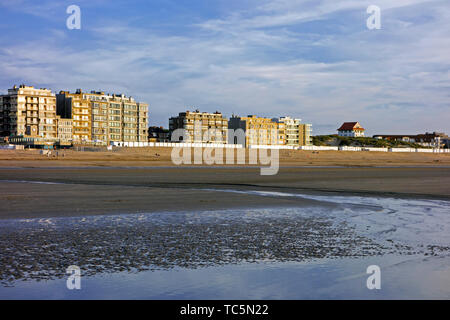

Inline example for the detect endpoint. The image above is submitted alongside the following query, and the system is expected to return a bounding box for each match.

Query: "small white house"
[337,122,365,137]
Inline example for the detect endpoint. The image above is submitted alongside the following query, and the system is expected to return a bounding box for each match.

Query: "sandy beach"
[1,147,449,167]
[0,148,449,219]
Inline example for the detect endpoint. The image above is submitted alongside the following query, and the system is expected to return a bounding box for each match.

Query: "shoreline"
[0,166,449,220]
[0,179,337,220]
[1,175,449,199]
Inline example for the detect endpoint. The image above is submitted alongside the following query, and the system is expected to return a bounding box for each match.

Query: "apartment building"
[57,90,91,143]
[89,95,109,143]
[228,115,286,147]
[137,103,149,143]
[57,90,148,145]
[148,126,170,142]
[169,110,228,143]
[0,85,57,144]
[276,116,312,146]
[298,123,312,146]
[56,116,73,145]
[85,91,148,144]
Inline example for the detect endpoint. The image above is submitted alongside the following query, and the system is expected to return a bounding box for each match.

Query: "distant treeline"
[312,135,434,149]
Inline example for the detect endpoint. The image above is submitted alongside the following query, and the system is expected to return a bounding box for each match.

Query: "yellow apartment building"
[91,100,109,143]
[86,92,148,144]
[228,115,286,147]
[57,90,148,145]
[83,91,148,145]
[276,116,312,146]
[0,85,57,144]
[57,90,91,143]
[169,110,228,143]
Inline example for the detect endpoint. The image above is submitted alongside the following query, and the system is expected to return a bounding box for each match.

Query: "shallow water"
[3,254,450,299]
[0,191,449,299]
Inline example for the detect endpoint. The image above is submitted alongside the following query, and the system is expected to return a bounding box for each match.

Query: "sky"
[0,0,449,135]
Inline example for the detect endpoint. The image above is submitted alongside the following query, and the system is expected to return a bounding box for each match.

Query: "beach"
[1,147,450,168]
[1,148,449,299]
[0,148,449,219]
[1,187,449,298]
[0,164,449,219]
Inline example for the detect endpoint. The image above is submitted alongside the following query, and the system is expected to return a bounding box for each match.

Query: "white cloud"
[0,0,449,135]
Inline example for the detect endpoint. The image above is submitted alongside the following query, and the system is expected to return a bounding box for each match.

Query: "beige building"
[90,99,109,143]
[276,116,312,146]
[229,115,286,147]
[57,90,148,145]
[56,116,73,145]
[57,90,91,143]
[169,110,228,143]
[0,85,57,144]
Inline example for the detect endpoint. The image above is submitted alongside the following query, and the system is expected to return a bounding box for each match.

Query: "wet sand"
[0,166,449,219]
[0,209,391,285]
[1,196,448,290]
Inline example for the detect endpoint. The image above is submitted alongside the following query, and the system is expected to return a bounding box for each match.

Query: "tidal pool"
[0,192,449,299]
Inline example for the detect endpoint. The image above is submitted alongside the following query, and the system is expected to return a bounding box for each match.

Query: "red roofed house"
[337,122,365,137]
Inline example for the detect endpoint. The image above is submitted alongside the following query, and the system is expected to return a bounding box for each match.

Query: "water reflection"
[1,193,449,299]
[0,208,395,286]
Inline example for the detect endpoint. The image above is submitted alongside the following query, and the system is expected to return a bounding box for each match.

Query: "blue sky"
[0,0,449,135]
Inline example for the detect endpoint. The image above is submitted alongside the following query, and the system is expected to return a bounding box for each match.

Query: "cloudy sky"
[0,0,449,135]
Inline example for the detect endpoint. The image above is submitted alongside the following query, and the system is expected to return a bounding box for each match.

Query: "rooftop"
[338,122,365,131]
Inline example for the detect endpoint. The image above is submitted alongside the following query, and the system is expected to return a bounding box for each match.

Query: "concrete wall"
[109,141,450,153]
[249,145,296,150]
[299,146,339,151]
[112,141,243,148]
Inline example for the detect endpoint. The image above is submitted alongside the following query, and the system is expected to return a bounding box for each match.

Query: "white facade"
[337,122,365,137]
[276,116,312,146]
